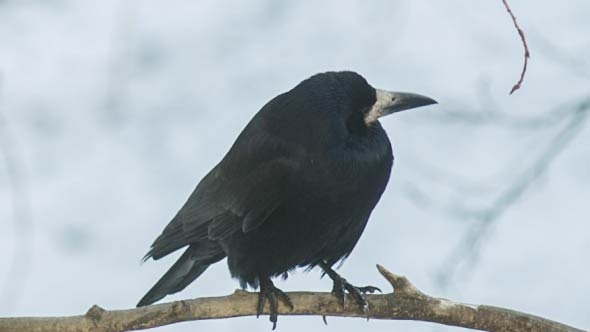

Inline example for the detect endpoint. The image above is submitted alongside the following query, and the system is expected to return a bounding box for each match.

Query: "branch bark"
[0,265,585,332]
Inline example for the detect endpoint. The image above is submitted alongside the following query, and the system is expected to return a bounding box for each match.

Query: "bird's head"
[256,71,437,152]
[290,71,437,136]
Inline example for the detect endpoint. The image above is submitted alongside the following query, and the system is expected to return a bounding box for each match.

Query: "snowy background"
[1,1,589,331]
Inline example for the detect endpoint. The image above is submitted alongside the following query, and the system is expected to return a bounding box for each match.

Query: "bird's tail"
[137,245,223,307]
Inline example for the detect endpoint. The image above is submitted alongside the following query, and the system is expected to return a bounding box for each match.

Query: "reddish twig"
[502,0,530,94]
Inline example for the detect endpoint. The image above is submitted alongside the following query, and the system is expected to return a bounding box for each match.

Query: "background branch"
[0,265,585,332]
[435,98,590,287]
[401,96,590,289]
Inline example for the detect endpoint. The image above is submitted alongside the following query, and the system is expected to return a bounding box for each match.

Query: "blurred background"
[0,1,589,331]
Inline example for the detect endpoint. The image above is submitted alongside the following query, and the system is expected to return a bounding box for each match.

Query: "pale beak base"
[364,89,437,125]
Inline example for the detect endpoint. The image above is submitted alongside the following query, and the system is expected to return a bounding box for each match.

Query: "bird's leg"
[318,262,381,311]
[256,277,294,330]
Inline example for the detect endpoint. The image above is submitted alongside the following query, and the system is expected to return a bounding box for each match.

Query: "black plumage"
[137,71,436,328]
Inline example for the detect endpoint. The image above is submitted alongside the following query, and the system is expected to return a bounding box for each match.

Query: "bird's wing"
[145,135,302,261]
[179,156,298,236]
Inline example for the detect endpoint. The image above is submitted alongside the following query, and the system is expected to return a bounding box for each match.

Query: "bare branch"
[502,0,530,94]
[0,265,585,332]
[436,99,589,287]
[402,97,590,288]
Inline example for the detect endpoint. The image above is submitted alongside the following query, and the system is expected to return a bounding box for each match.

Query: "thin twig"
[502,0,530,94]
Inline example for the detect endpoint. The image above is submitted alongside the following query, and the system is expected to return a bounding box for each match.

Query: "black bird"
[137,71,436,328]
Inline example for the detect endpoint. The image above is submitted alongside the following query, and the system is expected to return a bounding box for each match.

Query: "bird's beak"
[364,89,437,124]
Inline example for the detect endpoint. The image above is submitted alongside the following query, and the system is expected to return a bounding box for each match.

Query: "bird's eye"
[390,96,397,102]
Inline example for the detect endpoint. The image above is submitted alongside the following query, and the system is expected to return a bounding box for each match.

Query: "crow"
[137,71,436,328]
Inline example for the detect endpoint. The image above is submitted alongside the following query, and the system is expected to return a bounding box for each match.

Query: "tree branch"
[502,0,530,94]
[0,265,585,332]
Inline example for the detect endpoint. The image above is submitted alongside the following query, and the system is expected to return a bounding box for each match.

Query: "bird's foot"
[331,275,380,310]
[320,262,381,313]
[257,278,294,330]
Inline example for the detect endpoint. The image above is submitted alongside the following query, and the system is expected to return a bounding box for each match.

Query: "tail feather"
[137,245,224,307]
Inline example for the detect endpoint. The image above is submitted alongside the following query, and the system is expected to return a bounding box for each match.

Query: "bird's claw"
[330,275,378,310]
[319,261,378,313]
[257,279,293,330]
